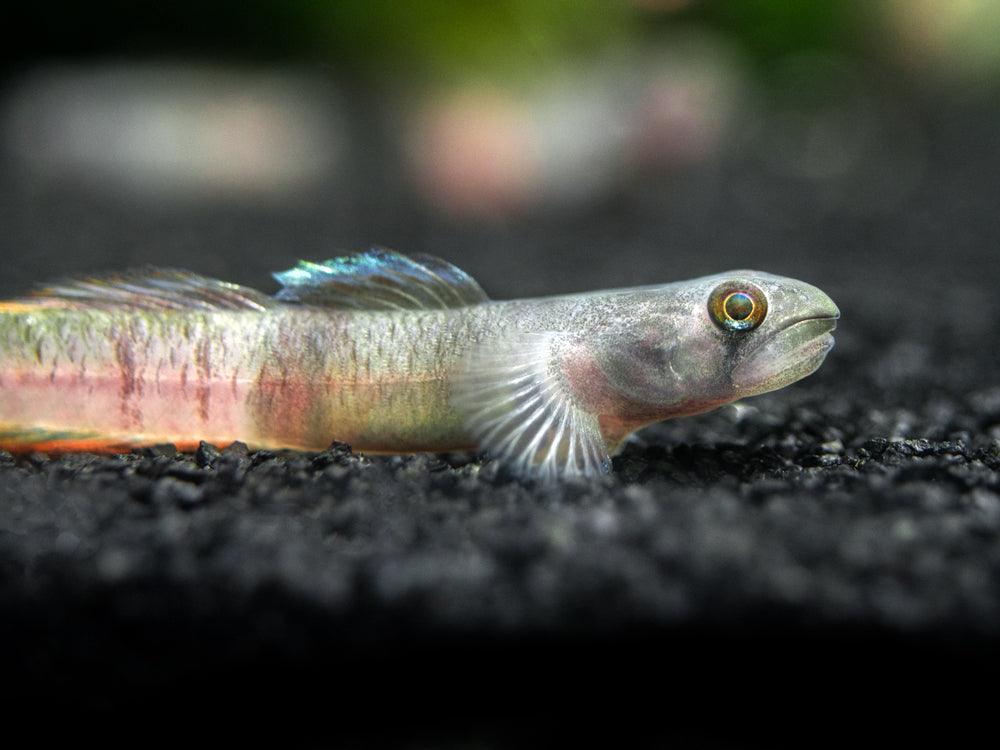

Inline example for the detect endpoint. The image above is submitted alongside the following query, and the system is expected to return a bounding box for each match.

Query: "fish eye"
[708,282,767,332]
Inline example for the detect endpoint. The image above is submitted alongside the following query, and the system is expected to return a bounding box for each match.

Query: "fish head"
[584,271,839,428]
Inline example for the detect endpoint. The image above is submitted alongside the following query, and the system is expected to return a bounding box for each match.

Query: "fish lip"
[731,313,838,392]
[790,312,839,342]
[755,312,839,352]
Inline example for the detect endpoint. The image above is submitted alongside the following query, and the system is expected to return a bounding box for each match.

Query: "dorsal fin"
[16,267,275,312]
[273,247,490,310]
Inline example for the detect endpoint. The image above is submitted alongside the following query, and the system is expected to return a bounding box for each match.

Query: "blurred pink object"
[405,39,741,218]
[409,90,541,217]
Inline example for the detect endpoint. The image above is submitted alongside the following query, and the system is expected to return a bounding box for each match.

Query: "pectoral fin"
[452,331,611,480]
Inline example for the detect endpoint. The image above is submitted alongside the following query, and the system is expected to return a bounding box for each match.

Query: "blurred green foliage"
[16,0,635,83]
[11,0,1000,89]
[315,0,635,83]
[677,0,870,62]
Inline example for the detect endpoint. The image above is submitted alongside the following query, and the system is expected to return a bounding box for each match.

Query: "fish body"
[0,249,838,477]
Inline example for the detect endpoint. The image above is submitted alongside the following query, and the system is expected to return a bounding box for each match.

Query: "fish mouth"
[732,314,838,395]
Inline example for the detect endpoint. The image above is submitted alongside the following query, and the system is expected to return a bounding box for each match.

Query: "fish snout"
[730,301,838,395]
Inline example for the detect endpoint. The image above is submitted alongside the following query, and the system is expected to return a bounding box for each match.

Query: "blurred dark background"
[4,0,998,255]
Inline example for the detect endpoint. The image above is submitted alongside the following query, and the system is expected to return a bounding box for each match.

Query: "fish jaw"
[731,312,839,397]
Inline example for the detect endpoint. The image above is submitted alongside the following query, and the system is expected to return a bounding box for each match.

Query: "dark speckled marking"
[114,328,141,428]
[194,333,212,423]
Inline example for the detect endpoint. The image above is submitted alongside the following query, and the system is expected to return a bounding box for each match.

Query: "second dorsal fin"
[273,247,490,310]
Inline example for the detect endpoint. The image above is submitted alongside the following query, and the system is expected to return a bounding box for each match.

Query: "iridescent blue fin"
[15,268,275,312]
[452,331,612,480]
[273,247,490,310]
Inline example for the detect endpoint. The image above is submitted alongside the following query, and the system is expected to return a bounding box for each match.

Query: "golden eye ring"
[708,282,768,332]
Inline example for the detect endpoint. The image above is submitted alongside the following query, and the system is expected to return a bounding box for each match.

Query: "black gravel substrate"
[2,89,999,745]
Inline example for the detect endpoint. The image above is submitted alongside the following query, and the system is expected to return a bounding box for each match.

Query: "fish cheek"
[559,339,624,413]
[584,335,682,409]
[604,329,739,410]
[564,325,735,420]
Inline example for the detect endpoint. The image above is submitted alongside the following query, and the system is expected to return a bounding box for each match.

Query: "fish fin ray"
[16,268,275,312]
[453,331,611,479]
[273,247,490,310]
